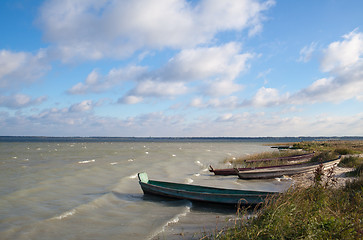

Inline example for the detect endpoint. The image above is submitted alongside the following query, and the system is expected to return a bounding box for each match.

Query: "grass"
[202,170,363,240]
[292,140,363,154]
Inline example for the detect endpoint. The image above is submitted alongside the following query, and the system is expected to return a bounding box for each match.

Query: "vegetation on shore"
[205,175,363,239]
[203,140,363,239]
[226,140,363,169]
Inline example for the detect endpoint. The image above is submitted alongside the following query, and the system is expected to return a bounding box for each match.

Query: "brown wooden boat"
[209,152,315,176]
[236,156,341,180]
[244,152,315,163]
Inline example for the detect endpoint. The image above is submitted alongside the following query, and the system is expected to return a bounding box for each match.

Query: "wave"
[148,202,192,240]
[52,209,76,220]
[129,173,138,179]
[194,160,203,167]
[78,159,95,164]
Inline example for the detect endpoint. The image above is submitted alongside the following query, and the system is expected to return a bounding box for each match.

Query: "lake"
[0,139,293,239]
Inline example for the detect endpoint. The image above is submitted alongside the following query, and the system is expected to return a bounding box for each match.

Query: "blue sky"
[0,0,362,137]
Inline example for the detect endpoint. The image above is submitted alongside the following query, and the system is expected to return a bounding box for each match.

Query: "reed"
[202,170,363,239]
[292,140,363,153]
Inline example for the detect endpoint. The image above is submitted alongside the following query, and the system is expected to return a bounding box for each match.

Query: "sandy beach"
[291,154,362,188]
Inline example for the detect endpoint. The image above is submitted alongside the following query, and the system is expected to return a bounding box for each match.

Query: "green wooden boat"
[138,172,278,205]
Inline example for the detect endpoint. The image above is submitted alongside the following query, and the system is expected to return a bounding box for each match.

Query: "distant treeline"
[0,136,362,143]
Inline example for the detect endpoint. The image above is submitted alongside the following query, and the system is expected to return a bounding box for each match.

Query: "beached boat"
[138,172,278,205]
[209,152,315,176]
[236,156,341,180]
[244,152,315,163]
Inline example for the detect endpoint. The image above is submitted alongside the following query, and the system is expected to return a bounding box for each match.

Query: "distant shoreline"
[0,136,362,143]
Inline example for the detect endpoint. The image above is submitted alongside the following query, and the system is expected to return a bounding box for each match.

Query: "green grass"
[203,141,363,239]
[292,140,363,154]
[338,156,363,177]
[203,175,363,240]
[310,151,339,163]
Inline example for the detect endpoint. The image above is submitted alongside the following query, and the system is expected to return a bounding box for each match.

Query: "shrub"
[335,148,353,155]
[339,156,359,168]
[310,151,338,163]
[205,177,363,240]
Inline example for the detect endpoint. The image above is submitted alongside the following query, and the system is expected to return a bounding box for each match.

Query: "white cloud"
[71,43,252,103]
[202,79,244,96]
[0,94,47,109]
[0,49,50,89]
[298,42,317,62]
[68,66,147,94]
[190,96,240,109]
[244,87,289,107]
[131,80,188,98]
[69,100,94,112]
[131,43,252,100]
[38,0,274,62]
[292,30,363,103]
[321,29,363,72]
[118,95,144,105]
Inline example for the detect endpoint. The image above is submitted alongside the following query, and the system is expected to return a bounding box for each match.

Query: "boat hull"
[209,153,315,176]
[138,173,277,205]
[237,157,341,180]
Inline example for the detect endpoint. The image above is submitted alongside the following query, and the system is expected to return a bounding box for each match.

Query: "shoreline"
[291,166,355,188]
[292,154,362,188]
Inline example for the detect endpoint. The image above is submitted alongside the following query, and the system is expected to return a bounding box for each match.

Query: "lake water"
[0,140,293,239]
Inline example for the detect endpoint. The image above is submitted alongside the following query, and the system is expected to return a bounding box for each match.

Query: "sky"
[0,0,362,137]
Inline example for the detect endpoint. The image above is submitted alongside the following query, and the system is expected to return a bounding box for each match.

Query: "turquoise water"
[0,141,292,239]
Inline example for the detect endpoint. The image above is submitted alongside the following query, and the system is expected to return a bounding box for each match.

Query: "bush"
[205,179,363,240]
[310,151,338,163]
[347,163,363,177]
[335,148,354,155]
[339,156,360,168]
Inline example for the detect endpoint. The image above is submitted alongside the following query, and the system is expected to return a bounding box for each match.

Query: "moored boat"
[244,152,315,163]
[236,156,341,180]
[209,152,315,176]
[138,172,278,205]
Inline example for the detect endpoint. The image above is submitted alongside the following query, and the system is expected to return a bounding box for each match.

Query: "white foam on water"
[194,173,200,177]
[194,160,203,167]
[78,159,95,164]
[149,204,191,240]
[129,173,138,179]
[145,152,149,154]
[128,159,134,162]
[172,154,176,157]
[202,168,209,172]
[12,156,17,159]
[110,162,118,165]
[53,209,76,220]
